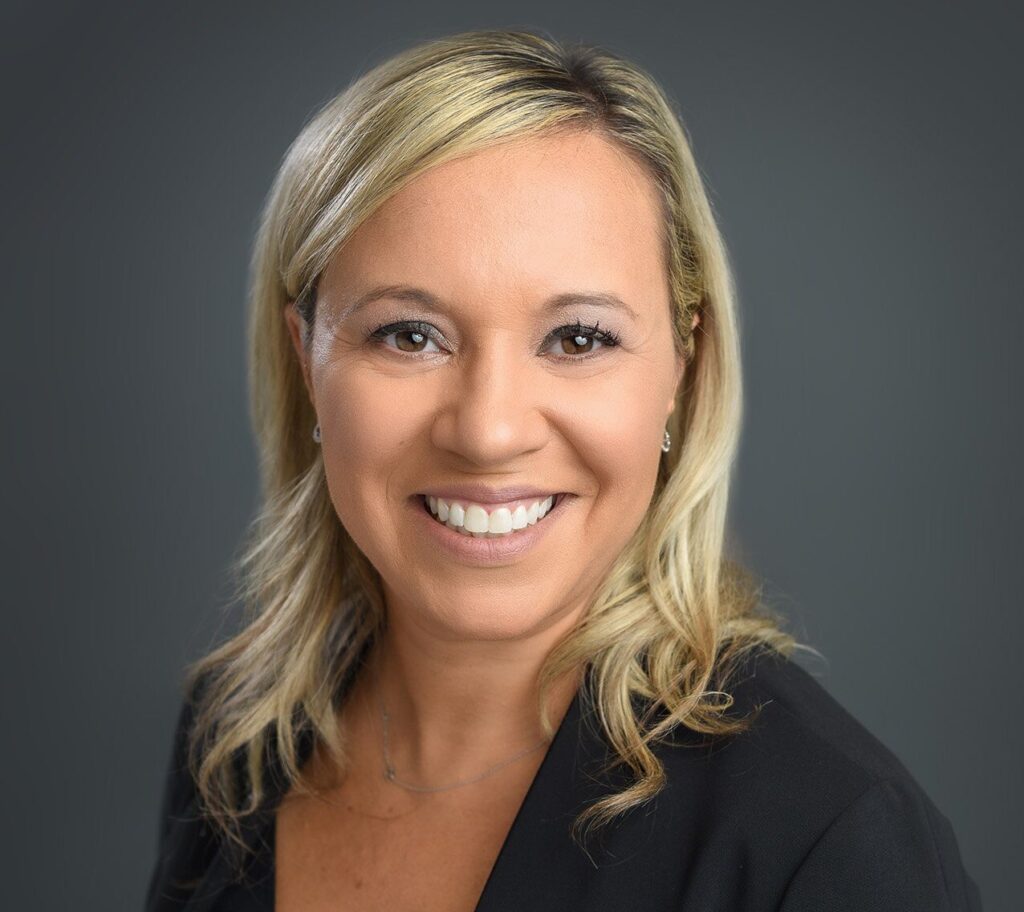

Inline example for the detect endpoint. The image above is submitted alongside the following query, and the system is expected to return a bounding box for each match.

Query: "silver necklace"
[372,654,550,794]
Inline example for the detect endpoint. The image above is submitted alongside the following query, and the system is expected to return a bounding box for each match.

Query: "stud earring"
[662,428,671,453]
[312,424,321,443]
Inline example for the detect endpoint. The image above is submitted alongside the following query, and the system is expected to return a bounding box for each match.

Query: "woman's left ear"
[668,357,685,416]
[667,313,698,416]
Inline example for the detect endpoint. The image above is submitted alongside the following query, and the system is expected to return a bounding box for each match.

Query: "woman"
[145,28,982,911]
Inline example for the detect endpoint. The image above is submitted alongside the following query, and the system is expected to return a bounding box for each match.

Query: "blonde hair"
[182,27,806,866]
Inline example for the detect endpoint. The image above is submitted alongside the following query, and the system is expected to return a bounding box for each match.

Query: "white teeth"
[424,494,558,537]
[463,505,490,534]
[528,501,540,524]
[511,505,528,530]
[449,502,465,526]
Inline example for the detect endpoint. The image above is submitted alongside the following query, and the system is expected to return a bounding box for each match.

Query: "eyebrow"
[333,284,641,324]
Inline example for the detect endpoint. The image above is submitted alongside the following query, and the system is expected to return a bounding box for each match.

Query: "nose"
[429,338,550,465]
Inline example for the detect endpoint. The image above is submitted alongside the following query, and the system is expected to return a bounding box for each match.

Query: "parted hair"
[181,27,805,863]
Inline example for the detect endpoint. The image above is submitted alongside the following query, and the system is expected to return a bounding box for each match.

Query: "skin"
[284,128,698,790]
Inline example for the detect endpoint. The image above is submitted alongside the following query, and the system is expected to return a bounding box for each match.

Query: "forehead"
[322,130,668,312]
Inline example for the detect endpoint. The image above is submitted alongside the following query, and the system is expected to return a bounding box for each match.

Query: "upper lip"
[416,484,568,504]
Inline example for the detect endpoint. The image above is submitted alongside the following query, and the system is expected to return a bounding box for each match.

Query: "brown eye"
[546,321,622,359]
[367,321,443,354]
[560,333,596,355]
[394,329,429,352]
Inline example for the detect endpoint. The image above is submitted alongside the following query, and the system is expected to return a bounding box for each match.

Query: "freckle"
[354,877,364,889]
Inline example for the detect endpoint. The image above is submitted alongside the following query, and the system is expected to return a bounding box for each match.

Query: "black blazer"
[145,648,984,911]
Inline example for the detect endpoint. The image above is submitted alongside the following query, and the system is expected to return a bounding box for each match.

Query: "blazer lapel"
[475,674,628,912]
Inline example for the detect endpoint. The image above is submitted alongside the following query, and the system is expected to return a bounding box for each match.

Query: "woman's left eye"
[545,321,622,358]
[365,319,622,360]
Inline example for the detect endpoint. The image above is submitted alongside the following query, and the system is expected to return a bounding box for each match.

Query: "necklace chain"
[372,651,550,794]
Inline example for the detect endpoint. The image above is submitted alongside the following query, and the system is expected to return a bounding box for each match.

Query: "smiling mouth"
[418,492,569,537]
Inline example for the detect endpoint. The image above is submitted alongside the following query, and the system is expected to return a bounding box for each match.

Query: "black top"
[145,647,984,911]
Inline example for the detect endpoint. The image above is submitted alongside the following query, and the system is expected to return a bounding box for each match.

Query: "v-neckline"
[249,673,592,911]
[471,678,590,910]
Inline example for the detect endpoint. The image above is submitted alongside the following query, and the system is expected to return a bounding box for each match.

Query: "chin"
[376,562,580,644]
[376,582,559,642]
[428,599,557,642]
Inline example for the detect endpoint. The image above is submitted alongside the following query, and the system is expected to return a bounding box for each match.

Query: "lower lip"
[408,494,573,566]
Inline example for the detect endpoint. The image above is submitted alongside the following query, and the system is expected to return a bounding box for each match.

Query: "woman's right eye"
[366,321,444,354]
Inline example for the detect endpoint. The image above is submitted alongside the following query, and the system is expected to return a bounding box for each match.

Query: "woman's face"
[286,130,688,644]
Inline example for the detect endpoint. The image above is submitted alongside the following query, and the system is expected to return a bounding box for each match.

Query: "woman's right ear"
[283,301,315,405]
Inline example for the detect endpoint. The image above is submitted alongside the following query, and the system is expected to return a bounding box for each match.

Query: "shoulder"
[145,674,220,911]
[154,674,207,833]
[656,646,983,910]
[146,672,306,910]
[715,645,923,786]
[775,774,983,910]
[656,645,923,841]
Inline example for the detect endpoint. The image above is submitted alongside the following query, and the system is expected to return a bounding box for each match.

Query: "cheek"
[556,374,668,575]
[314,369,411,556]
[570,371,668,492]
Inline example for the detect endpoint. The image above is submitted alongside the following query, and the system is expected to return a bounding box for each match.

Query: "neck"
[361,610,584,786]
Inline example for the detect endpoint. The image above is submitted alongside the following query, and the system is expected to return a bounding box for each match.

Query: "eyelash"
[365,318,623,361]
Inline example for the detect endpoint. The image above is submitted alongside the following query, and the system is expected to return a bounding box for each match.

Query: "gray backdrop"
[3,2,1019,909]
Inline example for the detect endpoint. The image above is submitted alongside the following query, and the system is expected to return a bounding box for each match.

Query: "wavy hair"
[181,27,807,864]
